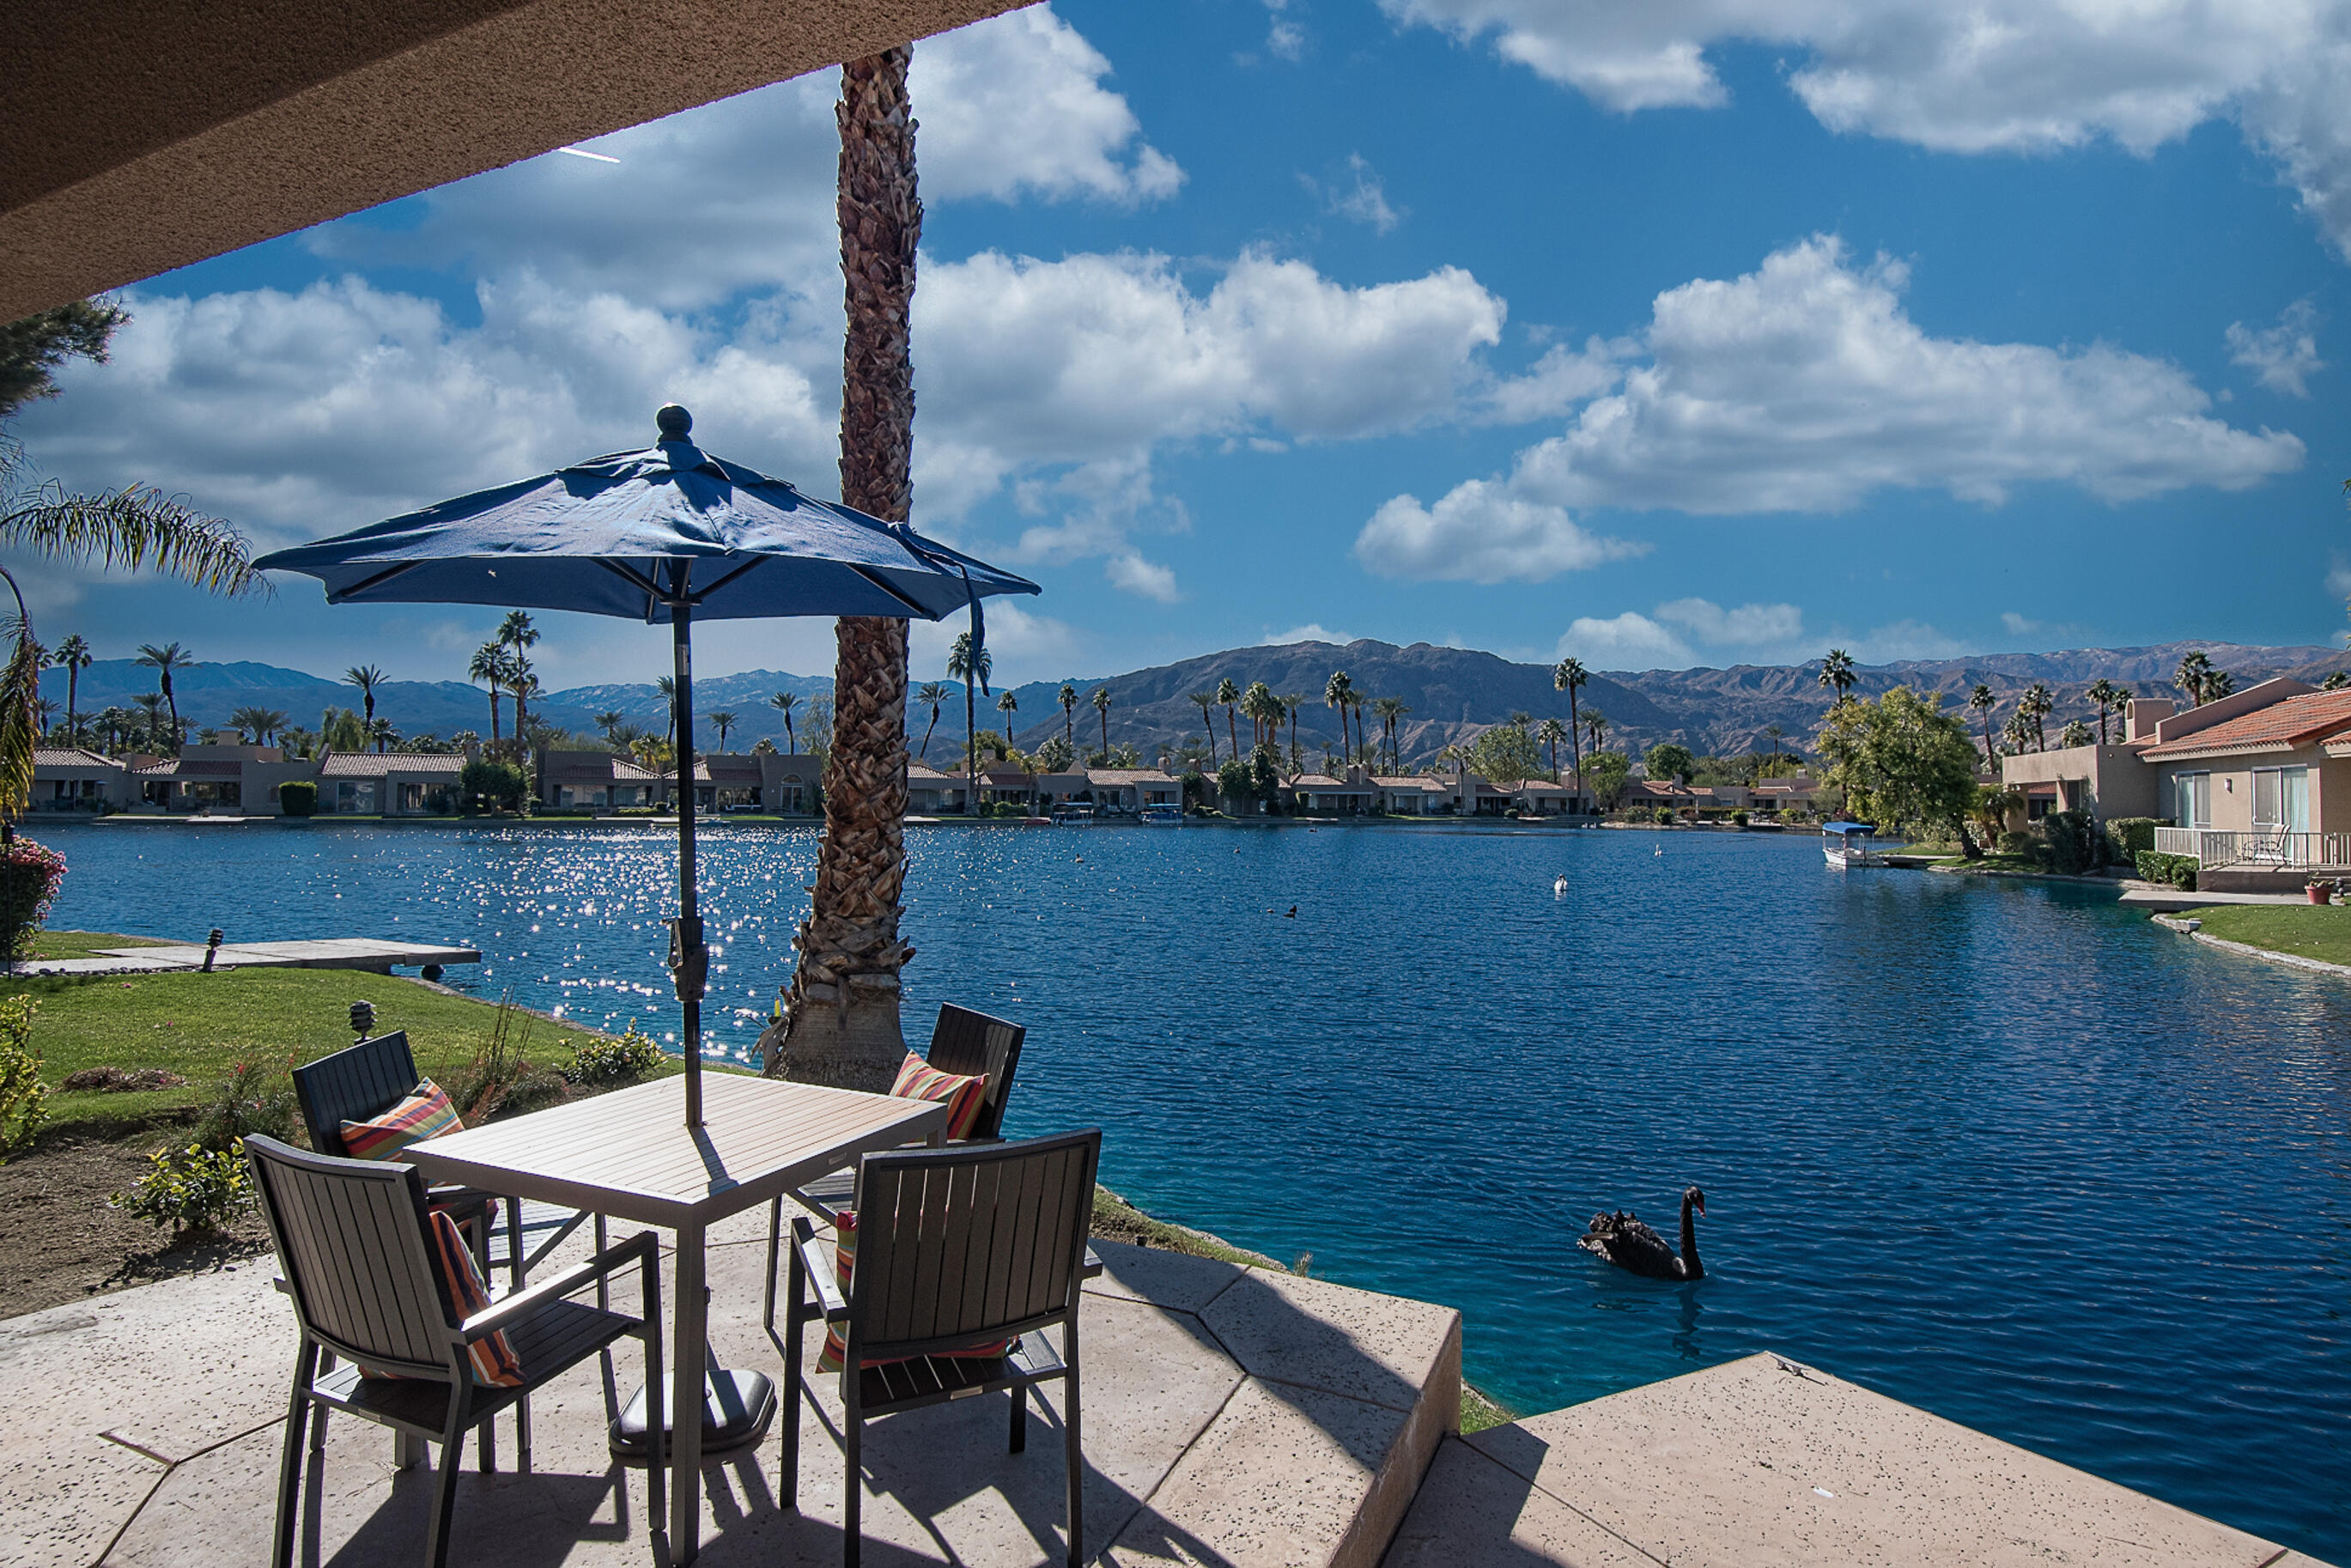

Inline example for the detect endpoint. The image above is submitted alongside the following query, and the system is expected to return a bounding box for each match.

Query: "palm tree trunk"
[1099,706,1109,758]
[769,46,920,1092]
[1567,690,1582,808]
[963,682,976,807]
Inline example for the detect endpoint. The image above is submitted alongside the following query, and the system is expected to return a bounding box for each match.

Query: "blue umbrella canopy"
[256,407,1036,1126]
[253,408,1038,624]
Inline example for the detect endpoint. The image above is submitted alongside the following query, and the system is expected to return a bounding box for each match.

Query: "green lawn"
[1930,854,2045,874]
[2181,904,2351,967]
[8,930,682,1140]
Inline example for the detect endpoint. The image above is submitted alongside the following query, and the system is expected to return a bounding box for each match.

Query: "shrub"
[1998,829,2038,856]
[115,1144,252,1237]
[1651,806,1675,824]
[453,996,570,1121]
[558,1022,668,1088]
[2136,850,2198,890]
[2042,810,2098,874]
[2107,817,2162,860]
[277,780,317,817]
[0,994,48,1161]
[194,1059,301,1152]
[1,836,67,969]
[1731,810,1749,826]
[460,758,527,811]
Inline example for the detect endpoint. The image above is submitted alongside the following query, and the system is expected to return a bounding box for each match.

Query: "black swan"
[1579,1187,1704,1279]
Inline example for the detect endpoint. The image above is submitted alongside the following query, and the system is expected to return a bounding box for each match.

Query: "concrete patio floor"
[0,1211,1460,1568]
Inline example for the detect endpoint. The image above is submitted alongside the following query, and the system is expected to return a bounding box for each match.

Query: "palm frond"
[0,611,43,821]
[1,482,267,598]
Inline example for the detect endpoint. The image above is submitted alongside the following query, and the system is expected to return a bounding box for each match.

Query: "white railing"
[2152,828,2351,869]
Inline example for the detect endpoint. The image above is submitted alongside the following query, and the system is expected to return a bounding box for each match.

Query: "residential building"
[1373,775,1449,814]
[1289,767,1377,815]
[319,751,467,815]
[906,763,969,816]
[1083,768,1183,814]
[132,744,317,815]
[31,747,133,811]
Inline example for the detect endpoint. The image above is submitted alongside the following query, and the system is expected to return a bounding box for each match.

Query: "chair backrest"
[926,1005,1024,1141]
[848,1129,1099,1360]
[244,1133,458,1377]
[292,1031,422,1158]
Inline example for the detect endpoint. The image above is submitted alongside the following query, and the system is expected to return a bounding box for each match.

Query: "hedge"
[2106,816,2164,860]
[2135,849,2197,890]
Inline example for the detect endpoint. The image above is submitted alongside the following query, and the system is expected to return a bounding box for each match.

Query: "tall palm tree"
[1553,656,1588,788]
[773,689,803,754]
[2021,683,2053,751]
[1189,690,1219,765]
[497,611,539,742]
[1216,677,1240,761]
[131,691,167,747]
[774,44,924,1091]
[33,697,55,737]
[1764,725,1785,774]
[468,641,509,745]
[996,689,1018,752]
[1324,670,1355,762]
[2205,669,2234,702]
[368,716,396,754]
[1092,686,1112,758]
[1536,717,1567,780]
[595,708,625,744]
[1586,709,1608,757]
[1967,684,1997,767]
[1059,684,1078,752]
[1282,692,1312,772]
[228,704,270,744]
[709,709,738,750]
[2002,710,2032,756]
[946,633,987,805]
[134,641,191,746]
[1373,696,1407,772]
[54,633,91,745]
[1818,648,1856,705]
[344,664,385,726]
[2174,650,2214,708]
[2085,678,2123,744]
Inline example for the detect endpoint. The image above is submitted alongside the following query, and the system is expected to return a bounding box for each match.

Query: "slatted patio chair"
[294,1030,594,1286]
[762,1004,1026,1334]
[778,1129,1101,1568]
[244,1134,664,1568]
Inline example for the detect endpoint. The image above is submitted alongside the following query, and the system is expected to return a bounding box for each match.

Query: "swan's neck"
[1680,1195,1702,1277]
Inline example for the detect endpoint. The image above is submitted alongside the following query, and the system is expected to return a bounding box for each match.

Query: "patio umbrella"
[256,405,1036,1124]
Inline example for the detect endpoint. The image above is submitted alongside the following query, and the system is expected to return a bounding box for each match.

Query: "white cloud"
[2001,611,2038,635]
[908,599,1084,685]
[1482,338,1628,424]
[1354,480,1646,583]
[2326,552,2351,601]
[1555,597,1807,668]
[2226,299,2326,396]
[1105,551,1182,602]
[1307,154,1404,233]
[1263,0,1307,61]
[1556,611,1694,669]
[1655,597,1806,647]
[1267,623,1354,645]
[1382,235,2302,545]
[1378,1,2351,258]
[1848,619,1967,663]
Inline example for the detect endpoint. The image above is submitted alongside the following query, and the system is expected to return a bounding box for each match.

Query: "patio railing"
[2152,827,2351,870]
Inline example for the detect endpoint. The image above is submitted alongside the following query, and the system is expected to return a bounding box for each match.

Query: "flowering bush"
[0,994,46,1160]
[556,1022,667,1087]
[115,1144,252,1237]
[1,836,66,967]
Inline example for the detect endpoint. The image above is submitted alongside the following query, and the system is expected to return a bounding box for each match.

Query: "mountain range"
[39,639,2351,765]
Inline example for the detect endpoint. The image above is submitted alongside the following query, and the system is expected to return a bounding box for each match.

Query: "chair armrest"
[459,1229,657,1341]
[790,1217,849,1322]
[1082,1244,1103,1279]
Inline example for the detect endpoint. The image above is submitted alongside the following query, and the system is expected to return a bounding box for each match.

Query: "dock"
[20,937,477,979]
[2117,888,2316,912]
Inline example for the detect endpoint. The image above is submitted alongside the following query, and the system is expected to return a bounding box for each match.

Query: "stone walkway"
[19,939,479,979]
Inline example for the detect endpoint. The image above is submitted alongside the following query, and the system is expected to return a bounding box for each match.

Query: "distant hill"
[42,638,2350,763]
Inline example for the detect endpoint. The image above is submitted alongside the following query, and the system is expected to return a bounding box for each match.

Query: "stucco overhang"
[1,0,1028,319]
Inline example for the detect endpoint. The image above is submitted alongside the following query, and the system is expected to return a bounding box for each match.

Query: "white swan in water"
[1654,844,1664,856]
[1553,875,1570,895]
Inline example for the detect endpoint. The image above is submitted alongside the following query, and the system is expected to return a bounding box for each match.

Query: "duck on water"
[1580,1187,1705,1279]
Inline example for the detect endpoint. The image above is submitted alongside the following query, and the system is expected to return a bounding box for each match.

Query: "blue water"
[38,820,2351,1559]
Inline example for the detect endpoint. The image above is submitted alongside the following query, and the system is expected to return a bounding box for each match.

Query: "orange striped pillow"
[359,1210,524,1387]
[340,1079,463,1160]
[816,1208,1012,1372]
[888,1051,988,1140]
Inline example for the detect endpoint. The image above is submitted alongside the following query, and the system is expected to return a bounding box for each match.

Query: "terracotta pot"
[2308,884,2331,904]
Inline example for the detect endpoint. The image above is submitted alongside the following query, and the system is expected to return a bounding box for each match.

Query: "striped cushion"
[889,1051,989,1140]
[359,1210,524,1388]
[816,1208,1013,1372]
[340,1079,463,1160]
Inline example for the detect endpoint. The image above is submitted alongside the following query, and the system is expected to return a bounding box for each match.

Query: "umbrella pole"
[669,599,706,1126]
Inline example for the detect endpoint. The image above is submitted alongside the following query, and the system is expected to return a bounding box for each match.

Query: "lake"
[38,818,2351,1559]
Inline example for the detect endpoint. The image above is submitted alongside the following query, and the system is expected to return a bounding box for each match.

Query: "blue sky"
[15,0,2351,690]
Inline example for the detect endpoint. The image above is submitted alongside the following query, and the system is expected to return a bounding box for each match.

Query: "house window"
[2175,772,2211,829]
[2252,766,2309,833]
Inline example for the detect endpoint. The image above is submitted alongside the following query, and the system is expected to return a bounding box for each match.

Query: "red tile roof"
[2141,689,2351,758]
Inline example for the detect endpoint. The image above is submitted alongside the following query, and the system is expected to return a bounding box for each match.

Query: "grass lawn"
[1931,854,2050,874]
[2181,904,2351,966]
[9,928,677,1140]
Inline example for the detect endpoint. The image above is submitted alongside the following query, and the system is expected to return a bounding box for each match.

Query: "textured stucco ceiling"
[0,0,1029,319]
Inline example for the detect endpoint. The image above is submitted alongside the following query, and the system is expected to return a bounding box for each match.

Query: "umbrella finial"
[656,404,693,442]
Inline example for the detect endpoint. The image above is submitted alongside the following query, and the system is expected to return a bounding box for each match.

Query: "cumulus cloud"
[1262,0,1307,61]
[1364,235,2304,566]
[907,599,1085,685]
[1305,155,1404,233]
[1556,611,1698,669]
[2226,299,2326,396]
[1354,480,1645,583]
[1556,597,1807,668]
[1379,1,2351,258]
[1267,623,1354,645]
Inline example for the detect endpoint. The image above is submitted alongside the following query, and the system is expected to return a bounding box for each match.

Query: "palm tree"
[2002,710,2032,756]
[2174,650,2214,708]
[2085,678,2123,745]
[368,716,397,754]
[1374,696,1408,773]
[1764,724,1785,774]
[1553,656,1588,787]
[595,709,625,744]
[496,611,539,742]
[996,689,1018,751]
[468,642,509,745]
[1818,648,1856,704]
[228,704,271,744]
[1967,684,1997,767]
[1282,692,1312,772]
[2326,672,2351,691]
[134,641,191,746]
[33,697,55,737]
[946,633,988,806]
[1586,709,1608,757]
[2021,683,2054,751]
[131,691,167,747]
[1091,686,1112,759]
[2205,669,2235,702]
[1189,690,1218,765]
[344,663,385,726]
[54,633,91,745]
[1216,677,1240,761]
[709,709,738,750]
[774,689,803,754]
[654,675,677,750]
[1536,716,1568,779]
[1059,684,1078,752]
[1323,670,1355,762]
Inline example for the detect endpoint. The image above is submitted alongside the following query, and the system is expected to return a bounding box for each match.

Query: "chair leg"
[641,1248,665,1553]
[1062,1322,1083,1568]
[271,1341,319,1568]
[425,1395,469,1568]
[762,1194,782,1336]
[1009,1383,1026,1454]
[781,1235,803,1511]
[842,1405,862,1568]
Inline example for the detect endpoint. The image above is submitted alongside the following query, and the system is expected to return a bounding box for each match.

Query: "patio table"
[404,1070,947,1563]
